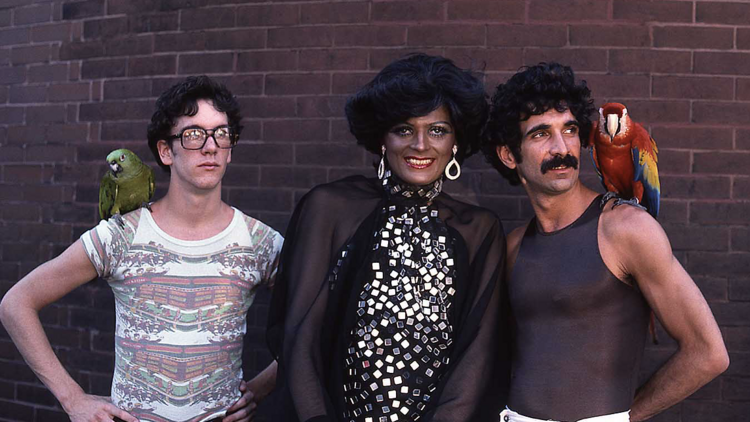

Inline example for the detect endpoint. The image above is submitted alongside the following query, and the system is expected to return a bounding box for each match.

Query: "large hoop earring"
[378,145,386,179]
[445,145,461,180]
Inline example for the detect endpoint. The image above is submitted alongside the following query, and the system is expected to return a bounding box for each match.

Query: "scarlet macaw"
[589,102,660,219]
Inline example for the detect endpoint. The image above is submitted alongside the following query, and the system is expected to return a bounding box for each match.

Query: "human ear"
[157,140,173,166]
[497,145,517,169]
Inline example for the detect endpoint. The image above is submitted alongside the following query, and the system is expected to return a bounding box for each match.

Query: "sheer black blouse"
[268,175,508,422]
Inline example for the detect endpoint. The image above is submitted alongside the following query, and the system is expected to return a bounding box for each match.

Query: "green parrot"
[99,148,155,221]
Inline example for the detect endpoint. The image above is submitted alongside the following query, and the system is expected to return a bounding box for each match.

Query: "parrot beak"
[606,114,620,139]
[109,161,122,176]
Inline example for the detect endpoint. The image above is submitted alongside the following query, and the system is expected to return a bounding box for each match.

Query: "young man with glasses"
[0,76,282,422]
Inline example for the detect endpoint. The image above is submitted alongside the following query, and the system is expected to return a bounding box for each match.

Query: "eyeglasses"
[167,126,238,150]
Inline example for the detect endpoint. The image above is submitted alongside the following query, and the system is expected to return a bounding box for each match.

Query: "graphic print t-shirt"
[80,208,282,422]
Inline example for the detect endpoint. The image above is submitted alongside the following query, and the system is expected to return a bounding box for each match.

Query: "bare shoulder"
[599,199,668,249]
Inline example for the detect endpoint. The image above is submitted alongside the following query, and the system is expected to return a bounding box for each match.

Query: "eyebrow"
[524,120,579,137]
[178,124,230,132]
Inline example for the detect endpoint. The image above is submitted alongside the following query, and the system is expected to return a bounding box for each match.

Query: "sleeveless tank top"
[508,197,650,421]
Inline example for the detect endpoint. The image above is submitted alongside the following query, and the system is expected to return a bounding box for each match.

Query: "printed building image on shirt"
[81,208,282,422]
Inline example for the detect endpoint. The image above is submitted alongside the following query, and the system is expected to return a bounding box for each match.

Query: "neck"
[524,180,598,233]
[150,178,231,239]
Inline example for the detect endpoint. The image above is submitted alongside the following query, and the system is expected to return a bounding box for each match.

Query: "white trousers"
[500,407,630,422]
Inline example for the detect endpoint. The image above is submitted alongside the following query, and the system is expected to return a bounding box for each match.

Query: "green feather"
[98,149,155,220]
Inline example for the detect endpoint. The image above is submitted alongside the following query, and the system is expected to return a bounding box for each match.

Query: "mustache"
[541,154,579,174]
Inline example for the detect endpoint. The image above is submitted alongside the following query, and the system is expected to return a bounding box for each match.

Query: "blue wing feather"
[632,145,660,219]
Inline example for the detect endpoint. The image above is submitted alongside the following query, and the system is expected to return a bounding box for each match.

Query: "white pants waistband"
[500,407,630,422]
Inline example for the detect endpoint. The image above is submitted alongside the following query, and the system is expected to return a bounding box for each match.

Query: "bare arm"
[0,241,138,422]
[599,207,729,421]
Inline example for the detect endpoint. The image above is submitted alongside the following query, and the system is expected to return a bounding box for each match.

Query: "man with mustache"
[483,63,728,422]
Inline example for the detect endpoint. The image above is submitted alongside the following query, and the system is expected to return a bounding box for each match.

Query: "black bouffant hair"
[345,53,488,163]
[147,75,242,172]
[482,62,595,185]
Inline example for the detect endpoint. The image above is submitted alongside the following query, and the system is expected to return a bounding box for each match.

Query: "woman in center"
[268,54,507,422]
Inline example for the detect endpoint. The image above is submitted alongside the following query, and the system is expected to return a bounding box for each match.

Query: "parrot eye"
[120,154,126,162]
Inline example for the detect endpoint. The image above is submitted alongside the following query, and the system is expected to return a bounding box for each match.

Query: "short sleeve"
[79,218,131,279]
[262,229,284,288]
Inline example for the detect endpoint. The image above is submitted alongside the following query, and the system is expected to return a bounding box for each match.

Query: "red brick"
[0,8,9,27]
[739,129,750,151]
[4,164,44,183]
[0,66,26,85]
[79,100,152,121]
[0,106,24,124]
[227,188,291,212]
[296,95,346,118]
[613,0,692,23]
[83,16,128,39]
[723,327,750,352]
[696,52,750,76]
[661,176,731,200]
[180,7,236,31]
[269,26,333,48]
[0,48,8,66]
[443,47,523,72]
[13,3,53,25]
[296,144,365,166]
[447,0,524,22]
[27,104,67,124]
[103,79,151,100]
[216,75,263,96]
[657,148,690,174]
[653,76,734,100]
[689,252,750,279]
[332,72,377,95]
[205,29,265,50]
[691,201,750,225]
[265,74,330,96]
[654,26,733,49]
[237,50,297,72]
[693,102,750,126]
[11,44,53,65]
[300,2,369,24]
[408,24,484,46]
[107,0,160,14]
[372,1,444,22]
[334,25,405,47]
[48,82,90,102]
[612,100,690,124]
[571,24,650,47]
[694,151,750,176]
[9,85,47,103]
[529,0,608,21]
[609,49,691,74]
[299,49,368,71]
[237,97,295,119]
[103,35,153,57]
[264,119,329,142]
[738,28,750,50]
[578,74,650,98]
[693,276,729,302]
[733,227,750,253]
[127,55,176,77]
[651,126,733,150]
[128,12,178,34]
[154,31,207,52]
[81,57,126,79]
[222,165,259,187]
[100,121,148,141]
[28,63,68,83]
[368,48,443,69]
[734,177,750,199]
[488,24,567,47]
[697,1,750,25]
[0,27,29,46]
[664,223,729,252]
[524,48,607,72]
[237,4,299,26]
[31,22,71,42]
[0,399,34,420]
[260,166,327,189]
[62,0,104,20]
[45,124,89,143]
[722,377,750,402]
[178,52,233,74]
[60,40,105,60]
[231,143,292,165]
[738,78,750,101]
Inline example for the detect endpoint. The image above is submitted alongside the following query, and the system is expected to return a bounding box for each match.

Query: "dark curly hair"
[147,75,242,172]
[482,62,595,185]
[345,53,488,163]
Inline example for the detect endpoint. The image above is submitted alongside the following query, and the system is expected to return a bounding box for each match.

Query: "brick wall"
[0,0,748,421]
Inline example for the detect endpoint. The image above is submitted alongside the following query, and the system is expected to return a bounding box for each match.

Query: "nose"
[411,130,429,152]
[548,131,569,156]
[202,132,219,153]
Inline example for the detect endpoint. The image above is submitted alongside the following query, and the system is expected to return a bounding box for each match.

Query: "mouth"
[404,157,435,169]
[109,162,121,176]
[198,163,220,170]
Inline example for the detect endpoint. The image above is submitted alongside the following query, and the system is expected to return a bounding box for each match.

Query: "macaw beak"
[109,161,122,176]
[606,114,620,139]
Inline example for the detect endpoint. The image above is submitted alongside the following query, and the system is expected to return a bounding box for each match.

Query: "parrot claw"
[612,197,648,212]
[600,191,621,207]
[141,202,153,212]
[112,213,126,229]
